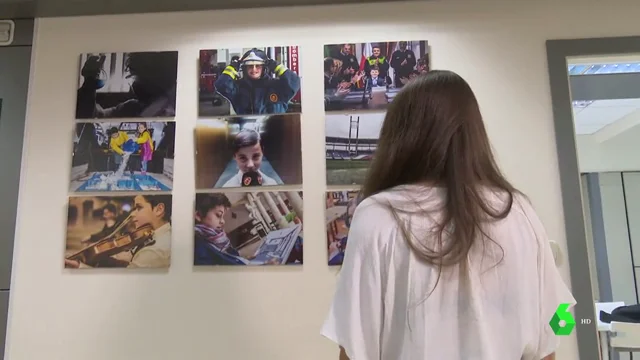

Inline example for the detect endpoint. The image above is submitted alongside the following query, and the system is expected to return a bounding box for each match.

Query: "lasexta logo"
[549,303,576,335]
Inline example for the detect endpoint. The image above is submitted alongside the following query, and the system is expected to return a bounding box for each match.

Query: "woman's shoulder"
[358,185,444,212]
[352,185,439,231]
[483,189,537,221]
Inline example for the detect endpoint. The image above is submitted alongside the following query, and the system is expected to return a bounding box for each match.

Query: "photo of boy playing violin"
[64,194,172,269]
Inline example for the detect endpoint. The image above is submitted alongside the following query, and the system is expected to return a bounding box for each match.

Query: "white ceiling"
[573,98,640,135]
[570,55,640,138]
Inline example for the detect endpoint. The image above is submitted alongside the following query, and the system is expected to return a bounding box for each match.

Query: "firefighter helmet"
[241,48,267,66]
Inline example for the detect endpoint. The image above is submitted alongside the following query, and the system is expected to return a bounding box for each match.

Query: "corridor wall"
[588,172,640,304]
[10,0,640,359]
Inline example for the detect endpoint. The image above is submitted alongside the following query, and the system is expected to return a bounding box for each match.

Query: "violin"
[66,214,154,266]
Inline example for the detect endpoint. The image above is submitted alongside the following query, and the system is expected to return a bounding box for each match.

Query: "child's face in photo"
[197,205,227,231]
[245,64,263,80]
[234,143,263,173]
[132,195,162,229]
[370,69,379,78]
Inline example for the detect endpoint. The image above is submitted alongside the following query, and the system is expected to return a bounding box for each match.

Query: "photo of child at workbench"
[325,191,360,266]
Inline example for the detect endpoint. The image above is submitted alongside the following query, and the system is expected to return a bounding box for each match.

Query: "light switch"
[0,20,15,46]
[550,240,563,267]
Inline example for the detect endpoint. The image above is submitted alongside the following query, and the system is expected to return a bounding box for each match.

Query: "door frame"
[0,18,33,360]
[546,36,640,360]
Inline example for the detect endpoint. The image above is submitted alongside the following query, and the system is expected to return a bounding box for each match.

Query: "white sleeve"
[526,203,577,358]
[260,172,279,186]
[221,173,239,188]
[321,202,385,360]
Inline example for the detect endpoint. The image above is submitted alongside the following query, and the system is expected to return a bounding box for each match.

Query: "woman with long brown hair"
[321,70,574,360]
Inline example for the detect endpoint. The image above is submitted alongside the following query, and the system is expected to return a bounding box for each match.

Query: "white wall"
[11,0,640,359]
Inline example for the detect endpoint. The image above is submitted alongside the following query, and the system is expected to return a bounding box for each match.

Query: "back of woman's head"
[362,70,517,268]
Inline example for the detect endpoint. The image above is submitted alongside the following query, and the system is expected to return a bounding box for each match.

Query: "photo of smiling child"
[194,114,302,189]
[198,46,301,117]
[194,192,304,266]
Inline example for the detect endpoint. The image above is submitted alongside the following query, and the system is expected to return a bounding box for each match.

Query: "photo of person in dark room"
[325,112,384,185]
[194,192,303,266]
[325,191,360,266]
[323,40,429,111]
[70,121,175,192]
[75,51,178,119]
[194,115,302,189]
[198,46,301,117]
[64,195,172,269]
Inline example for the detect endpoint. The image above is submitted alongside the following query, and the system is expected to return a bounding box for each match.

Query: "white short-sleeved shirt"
[321,185,575,360]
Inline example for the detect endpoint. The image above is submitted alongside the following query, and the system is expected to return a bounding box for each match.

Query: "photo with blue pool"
[70,121,175,192]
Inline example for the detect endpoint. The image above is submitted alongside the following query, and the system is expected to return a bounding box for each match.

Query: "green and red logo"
[549,303,576,335]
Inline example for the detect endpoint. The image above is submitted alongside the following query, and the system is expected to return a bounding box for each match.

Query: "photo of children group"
[199,46,301,117]
[325,191,360,266]
[325,112,384,185]
[194,115,302,189]
[75,51,178,119]
[323,41,429,112]
[65,194,173,269]
[194,191,304,266]
[70,121,175,192]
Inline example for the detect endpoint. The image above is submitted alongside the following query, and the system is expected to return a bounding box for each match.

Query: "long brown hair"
[361,70,517,270]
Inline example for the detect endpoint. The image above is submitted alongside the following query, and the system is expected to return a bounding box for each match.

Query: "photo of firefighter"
[326,191,361,266]
[65,195,172,269]
[194,191,304,266]
[199,46,302,117]
[323,41,429,112]
[326,112,384,185]
[70,122,175,192]
[75,51,178,119]
[195,114,302,189]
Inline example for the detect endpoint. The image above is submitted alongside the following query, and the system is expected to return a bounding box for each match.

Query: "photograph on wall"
[195,114,302,189]
[326,112,384,185]
[64,194,172,269]
[326,191,360,266]
[198,46,301,117]
[75,51,178,119]
[194,191,304,266]
[70,122,175,192]
[323,41,429,112]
